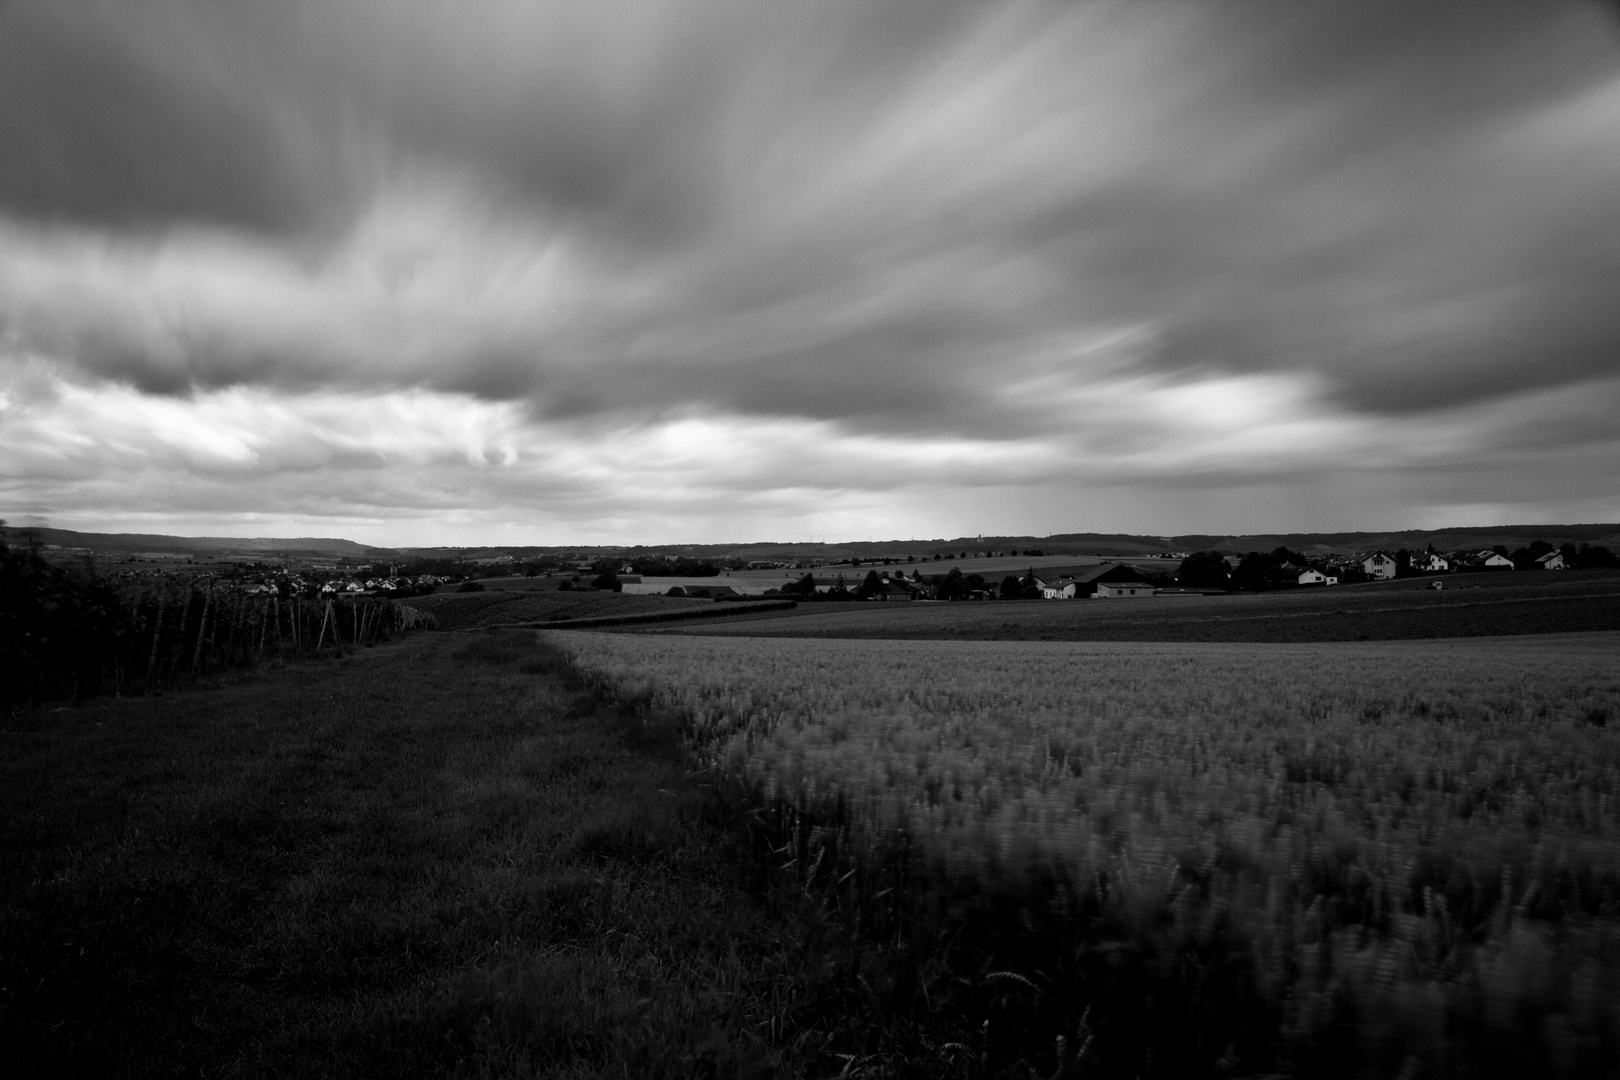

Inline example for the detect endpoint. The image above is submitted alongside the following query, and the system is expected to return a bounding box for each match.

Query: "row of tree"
[776,568,1056,602]
[1,531,432,711]
[616,556,723,578]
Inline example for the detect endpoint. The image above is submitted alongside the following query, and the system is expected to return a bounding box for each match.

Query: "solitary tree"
[1229,552,1270,591]
[783,573,818,597]
[1177,551,1231,590]
[856,570,884,600]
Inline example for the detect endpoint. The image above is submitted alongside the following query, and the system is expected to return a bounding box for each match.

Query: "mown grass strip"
[0,631,857,1080]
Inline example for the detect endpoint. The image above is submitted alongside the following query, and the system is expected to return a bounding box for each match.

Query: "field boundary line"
[1096,589,1620,627]
[447,599,800,632]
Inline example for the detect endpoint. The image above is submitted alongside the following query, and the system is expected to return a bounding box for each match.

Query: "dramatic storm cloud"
[2,1,1617,543]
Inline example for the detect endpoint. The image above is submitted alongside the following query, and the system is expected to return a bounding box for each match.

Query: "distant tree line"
[1527,541,1619,570]
[619,556,723,577]
[401,556,474,578]
[776,567,1056,601]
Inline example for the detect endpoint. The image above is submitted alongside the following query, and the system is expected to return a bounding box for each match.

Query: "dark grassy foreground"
[16,628,1608,1079]
[1,632,889,1079]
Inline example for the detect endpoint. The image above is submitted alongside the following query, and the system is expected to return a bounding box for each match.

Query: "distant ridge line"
[4,523,1616,559]
[0,526,393,557]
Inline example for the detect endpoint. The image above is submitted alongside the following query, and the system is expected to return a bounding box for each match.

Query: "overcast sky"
[2,1,1618,545]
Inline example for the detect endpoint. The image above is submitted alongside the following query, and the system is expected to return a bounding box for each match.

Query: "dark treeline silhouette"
[620,556,722,577]
[1,528,432,711]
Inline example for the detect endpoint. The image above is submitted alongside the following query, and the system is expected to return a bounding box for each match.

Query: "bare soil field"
[404,588,708,630]
[637,569,1620,642]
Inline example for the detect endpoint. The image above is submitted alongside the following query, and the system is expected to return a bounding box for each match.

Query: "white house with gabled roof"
[1362,552,1397,580]
[1041,578,1079,599]
[1410,551,1449,573]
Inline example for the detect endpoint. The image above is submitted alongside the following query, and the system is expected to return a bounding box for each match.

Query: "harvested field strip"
[405,590,708,630]
[517,599,798,631]
[1122,589,1620,622]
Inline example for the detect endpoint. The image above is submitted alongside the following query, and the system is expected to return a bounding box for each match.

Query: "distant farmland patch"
[723,552,1164,588]
[647,568,1620,642]
[405,589,708,630]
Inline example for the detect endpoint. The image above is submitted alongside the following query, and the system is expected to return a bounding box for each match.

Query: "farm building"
[1536,551,1566,570]
[1458,550,1514,570]
[881,577,924,600]
[1361,552,1397,580]
[1093,581,1159,599]
[1034,562,1153,599]
[1298,569,1338,586]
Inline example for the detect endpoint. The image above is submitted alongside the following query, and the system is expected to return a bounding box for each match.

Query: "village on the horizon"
[6,521,1618,606]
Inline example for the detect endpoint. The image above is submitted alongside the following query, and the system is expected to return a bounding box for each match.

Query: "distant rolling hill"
[0,526,396,559]
[1161,525,1620,555]
[5,523,1615,564]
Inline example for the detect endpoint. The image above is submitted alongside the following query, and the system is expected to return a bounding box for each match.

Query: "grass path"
[0,632,848,1079]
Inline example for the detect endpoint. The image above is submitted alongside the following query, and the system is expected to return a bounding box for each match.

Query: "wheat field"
[550,629,1620,1076]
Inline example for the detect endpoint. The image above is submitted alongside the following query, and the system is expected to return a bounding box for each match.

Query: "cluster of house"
[825,563,1164,601]
[1295,548,1560,586]
[313,574,452,595]
[761,562,1162,601]
[616,544,1575,605]
[226,574,453,597]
